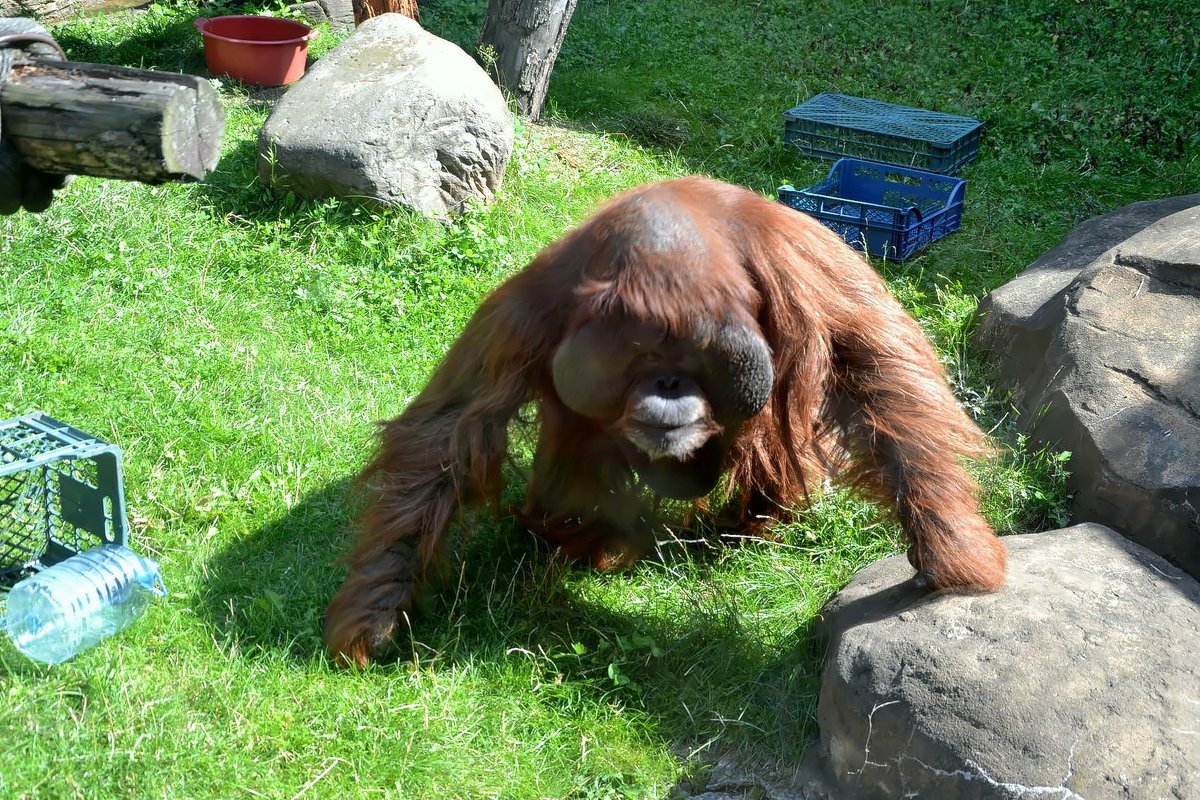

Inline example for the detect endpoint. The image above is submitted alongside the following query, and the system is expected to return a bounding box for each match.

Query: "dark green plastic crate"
[784,93,983,174]
[0,413,128,586]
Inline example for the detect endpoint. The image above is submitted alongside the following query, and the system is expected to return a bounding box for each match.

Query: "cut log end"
[160,73,226,181]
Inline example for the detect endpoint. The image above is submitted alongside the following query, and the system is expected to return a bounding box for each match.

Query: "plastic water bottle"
[4,544,167,664]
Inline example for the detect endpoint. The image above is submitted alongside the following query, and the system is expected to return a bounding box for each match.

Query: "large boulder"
[806,524,1200,799]
[974,196,1200,577]
[258,13,513,217]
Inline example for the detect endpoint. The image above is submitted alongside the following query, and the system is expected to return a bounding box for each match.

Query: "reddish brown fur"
[323,178,1006,667]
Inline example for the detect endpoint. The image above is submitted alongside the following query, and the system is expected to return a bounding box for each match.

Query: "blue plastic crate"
[778,158,967,260]
[0,413,128,586]
[784,93,983,174]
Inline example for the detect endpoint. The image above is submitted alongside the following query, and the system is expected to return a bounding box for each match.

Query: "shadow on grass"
[417,541,832,760]
[192,129,436,231]
[197,476,361,660]
[53,13,209,76]
[488,588,831,761]
[196,135,277,219]
[197,471,833,759]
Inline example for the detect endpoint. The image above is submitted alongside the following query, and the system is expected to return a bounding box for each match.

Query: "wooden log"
[0,60,225,183]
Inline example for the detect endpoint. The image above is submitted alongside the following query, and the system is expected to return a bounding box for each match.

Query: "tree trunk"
[353,0,419,27]
[477,0,577,122]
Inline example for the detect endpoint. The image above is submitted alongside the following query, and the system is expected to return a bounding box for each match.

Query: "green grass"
[0,0,1194,796]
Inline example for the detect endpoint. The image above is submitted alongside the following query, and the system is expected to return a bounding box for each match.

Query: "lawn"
[0,0,1195,797]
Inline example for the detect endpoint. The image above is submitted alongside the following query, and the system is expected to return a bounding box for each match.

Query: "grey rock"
[320,0,354,29]
[258,13,513,217]
[805,524,1200,799]
[974,196,1200,577]
[288,0,354,31]
[0,0,79,22]
[287,2,330,26]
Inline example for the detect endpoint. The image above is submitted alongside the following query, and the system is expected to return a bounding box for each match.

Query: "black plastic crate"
[778,158,967,261]
[784,93,983,174]
[0,413,128,586]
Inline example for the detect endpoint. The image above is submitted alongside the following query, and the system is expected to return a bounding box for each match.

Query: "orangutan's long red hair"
[323,177,1005,667]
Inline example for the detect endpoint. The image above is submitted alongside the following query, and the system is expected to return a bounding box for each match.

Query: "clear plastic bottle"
[4,544,167,664]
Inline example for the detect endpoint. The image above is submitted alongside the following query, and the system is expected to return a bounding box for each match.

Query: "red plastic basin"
[194,16,318,87]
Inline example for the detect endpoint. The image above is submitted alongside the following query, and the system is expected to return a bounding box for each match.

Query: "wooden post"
[0,60,224,183]
[353,0,419,27]
[477,0,577,122]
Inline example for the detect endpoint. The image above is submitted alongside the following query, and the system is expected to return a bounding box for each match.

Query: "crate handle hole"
[103,496,115,541]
